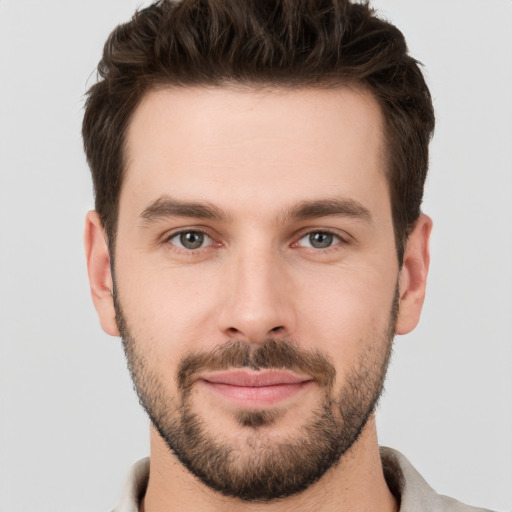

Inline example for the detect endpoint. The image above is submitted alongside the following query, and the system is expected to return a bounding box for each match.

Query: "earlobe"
[395,214,433,335]
[84,211,120,336]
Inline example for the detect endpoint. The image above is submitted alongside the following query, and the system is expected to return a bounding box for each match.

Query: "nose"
[217,245,296,343]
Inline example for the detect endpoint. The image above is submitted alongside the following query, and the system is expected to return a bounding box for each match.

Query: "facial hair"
[115,290,398,502]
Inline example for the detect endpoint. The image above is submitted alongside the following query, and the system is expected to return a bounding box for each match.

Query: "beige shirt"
[112,447,495,511]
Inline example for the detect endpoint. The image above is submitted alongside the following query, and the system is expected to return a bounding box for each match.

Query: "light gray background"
[1,1,511,511]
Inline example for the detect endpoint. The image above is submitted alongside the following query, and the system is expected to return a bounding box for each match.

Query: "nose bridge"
[218,237,294,342]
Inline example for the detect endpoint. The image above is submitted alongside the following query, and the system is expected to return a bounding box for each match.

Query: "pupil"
[310,232,332,248]
[180,231,204,249]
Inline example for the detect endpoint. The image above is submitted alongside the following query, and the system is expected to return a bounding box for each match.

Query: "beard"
[115,290,398,502]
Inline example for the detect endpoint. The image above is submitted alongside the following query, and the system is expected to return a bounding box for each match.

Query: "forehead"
[122,85,388,219]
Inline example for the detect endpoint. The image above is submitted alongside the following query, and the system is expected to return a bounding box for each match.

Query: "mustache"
[177,339,336,391]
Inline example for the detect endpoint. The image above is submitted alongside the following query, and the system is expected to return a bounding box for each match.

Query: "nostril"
[269,326,284,333]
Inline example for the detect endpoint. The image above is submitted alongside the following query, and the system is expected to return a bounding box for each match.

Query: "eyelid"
[162,227,220,251]
[291,228,350,249]
[170,231,212,249]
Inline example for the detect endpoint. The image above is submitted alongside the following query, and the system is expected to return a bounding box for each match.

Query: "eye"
[296,231,342,249]
[168,230,212,250]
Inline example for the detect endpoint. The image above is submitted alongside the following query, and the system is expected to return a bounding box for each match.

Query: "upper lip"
[200,370,313,387]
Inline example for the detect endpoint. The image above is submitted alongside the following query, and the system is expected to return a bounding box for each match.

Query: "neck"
[141,416,397,512]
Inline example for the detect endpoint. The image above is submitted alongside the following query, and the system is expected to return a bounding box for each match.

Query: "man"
[82,1,493,511]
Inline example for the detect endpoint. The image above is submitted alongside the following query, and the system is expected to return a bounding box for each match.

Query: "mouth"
[198,370,314,408]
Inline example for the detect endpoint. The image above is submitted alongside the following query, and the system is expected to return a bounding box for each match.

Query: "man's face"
[103,86,409,500]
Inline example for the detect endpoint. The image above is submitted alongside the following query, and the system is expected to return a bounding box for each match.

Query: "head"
[83,0,433,503]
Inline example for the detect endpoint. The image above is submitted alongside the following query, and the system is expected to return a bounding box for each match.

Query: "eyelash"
[164,228,347,253]
[292,230,345,251]
[165,229,217,252]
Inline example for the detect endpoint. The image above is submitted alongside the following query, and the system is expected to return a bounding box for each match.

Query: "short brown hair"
[82,0,434,261]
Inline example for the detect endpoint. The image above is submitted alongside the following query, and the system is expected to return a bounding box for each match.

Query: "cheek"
[114,252,222,349]
[294,265,397,372]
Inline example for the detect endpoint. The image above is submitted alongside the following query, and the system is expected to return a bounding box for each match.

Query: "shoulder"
[380,447,495,512]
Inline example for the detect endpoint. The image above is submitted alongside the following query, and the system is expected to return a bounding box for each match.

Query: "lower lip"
[200,380,313,408]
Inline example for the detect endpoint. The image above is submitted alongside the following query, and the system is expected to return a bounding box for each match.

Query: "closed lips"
[200,370,313,387]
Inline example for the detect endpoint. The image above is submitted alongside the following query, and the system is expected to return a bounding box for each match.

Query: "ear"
[84,211,120,336]
[395,214,433,335]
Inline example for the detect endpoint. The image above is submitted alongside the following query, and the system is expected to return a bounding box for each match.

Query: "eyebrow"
[284,198,372,223]
[140,196,229,223]
[139,195,372,225]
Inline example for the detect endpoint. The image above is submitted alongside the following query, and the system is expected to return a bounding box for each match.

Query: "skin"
[85,86,431,511]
